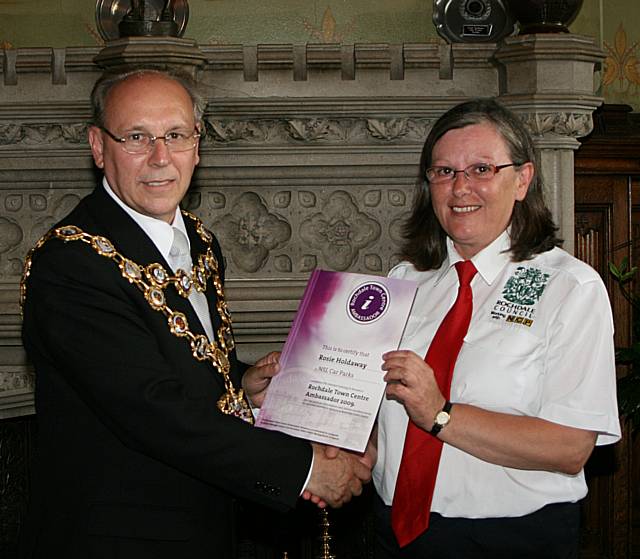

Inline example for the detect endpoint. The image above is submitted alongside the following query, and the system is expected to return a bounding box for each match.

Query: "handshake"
[244,351,376,508]
[302,440,376,509]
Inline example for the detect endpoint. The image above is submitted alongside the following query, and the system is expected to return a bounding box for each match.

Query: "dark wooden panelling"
[575,103,640,559]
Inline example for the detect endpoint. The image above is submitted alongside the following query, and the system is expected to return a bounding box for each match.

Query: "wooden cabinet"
[575,104,640,559]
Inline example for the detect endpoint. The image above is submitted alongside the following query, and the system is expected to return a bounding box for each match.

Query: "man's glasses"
[100,127,201,154]
[426,163,517,185]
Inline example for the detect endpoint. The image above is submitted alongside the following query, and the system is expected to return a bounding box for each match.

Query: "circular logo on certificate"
[348,282,389,323]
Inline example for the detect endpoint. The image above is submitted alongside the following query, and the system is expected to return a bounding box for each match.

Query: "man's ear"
[88,126,105,169]
[194,125,202,166]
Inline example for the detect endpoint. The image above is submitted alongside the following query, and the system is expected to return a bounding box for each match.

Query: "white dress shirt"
[373,230,621,518]
[102,178,214,340]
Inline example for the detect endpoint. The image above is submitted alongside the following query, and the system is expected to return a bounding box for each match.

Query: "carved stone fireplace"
[0,34,604,417]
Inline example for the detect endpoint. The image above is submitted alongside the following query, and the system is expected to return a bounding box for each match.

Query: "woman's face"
[429,122,533,259]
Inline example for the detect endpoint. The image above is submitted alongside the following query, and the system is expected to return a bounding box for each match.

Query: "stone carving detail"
[0,117,425,147]
[298,191,317,208]
[300,190,381,271]
[389,211,411,243]
[0,218,23,255]
[0,192,84,277]
[212,192,291,273]
[0,123,88,146]
[363,190,381,207]
[3,257,24,276]
[364,253,383,272]
[388,190,408,206]
[29,194,82,245]
[29,194,48,212]
[519,112,593,138]
[286,119,347,142]
[301,255,318,272]
[206,120,269,143]
[0,371,35,393]
[0,114,593,148]
[201,117,433,146]
[273,255,293,273]
[61,123,90,144]
[367,118,410,141]
[5,194,23,212]
[273,191,292,209]
[207,192,227,210]
[0,124,24,145]
[22,124,64,144]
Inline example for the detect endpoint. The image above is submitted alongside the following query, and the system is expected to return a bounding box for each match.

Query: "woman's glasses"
[426,162,517,185]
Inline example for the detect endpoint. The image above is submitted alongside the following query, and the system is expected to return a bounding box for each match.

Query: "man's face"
[88,73,200,224]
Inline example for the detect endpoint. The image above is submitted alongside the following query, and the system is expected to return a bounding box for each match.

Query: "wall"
[0,0,638,110]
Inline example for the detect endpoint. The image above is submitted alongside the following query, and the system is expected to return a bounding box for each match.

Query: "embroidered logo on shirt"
[490,266,550,327]
[502,266,550,305]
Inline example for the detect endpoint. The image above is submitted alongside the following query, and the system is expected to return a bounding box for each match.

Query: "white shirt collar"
[436,230,512,286]
[102,178,189,261]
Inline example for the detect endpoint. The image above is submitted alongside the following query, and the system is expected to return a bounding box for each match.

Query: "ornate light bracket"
[118,0,180,38]
[94,0,204,78]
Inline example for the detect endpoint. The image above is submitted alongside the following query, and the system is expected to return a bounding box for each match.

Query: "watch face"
[435,410,450,425]
[433,0,515,43]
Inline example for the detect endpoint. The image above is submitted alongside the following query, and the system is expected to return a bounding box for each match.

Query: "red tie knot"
[455,260,477,287]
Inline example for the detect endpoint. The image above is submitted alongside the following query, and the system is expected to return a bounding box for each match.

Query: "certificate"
[255,269,417,452]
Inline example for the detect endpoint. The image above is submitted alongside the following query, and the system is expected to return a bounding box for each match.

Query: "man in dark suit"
[20,67,371,558]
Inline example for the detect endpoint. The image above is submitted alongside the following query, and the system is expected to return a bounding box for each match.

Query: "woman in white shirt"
[373,99,621,559]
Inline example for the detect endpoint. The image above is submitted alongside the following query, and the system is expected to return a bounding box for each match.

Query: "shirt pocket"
[452,319,545,414]
[400,311,446,356]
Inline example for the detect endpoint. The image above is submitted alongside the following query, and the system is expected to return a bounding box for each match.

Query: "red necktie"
[391,260,477,547]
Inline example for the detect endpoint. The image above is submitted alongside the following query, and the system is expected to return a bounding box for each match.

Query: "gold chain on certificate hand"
[20,211,254,424]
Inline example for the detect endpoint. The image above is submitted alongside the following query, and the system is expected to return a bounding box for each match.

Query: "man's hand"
[303,443,372,508]
[302,434,377,507]
[241,351,280,408]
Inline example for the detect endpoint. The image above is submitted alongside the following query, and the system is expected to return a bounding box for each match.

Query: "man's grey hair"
[90,67,207,129]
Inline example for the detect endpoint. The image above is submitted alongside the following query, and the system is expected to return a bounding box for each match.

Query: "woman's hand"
[382,349,445,432]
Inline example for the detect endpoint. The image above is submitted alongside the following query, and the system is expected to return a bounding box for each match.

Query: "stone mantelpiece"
[0,35,604,418]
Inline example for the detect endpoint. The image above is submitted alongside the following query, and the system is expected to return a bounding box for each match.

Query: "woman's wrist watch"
[430,400,453,435]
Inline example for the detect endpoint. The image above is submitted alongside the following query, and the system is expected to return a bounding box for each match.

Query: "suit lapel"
[82,185,167,269]
[81,186,215,365]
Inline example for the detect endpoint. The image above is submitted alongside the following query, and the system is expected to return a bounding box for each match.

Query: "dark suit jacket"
[20,185,312,559]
